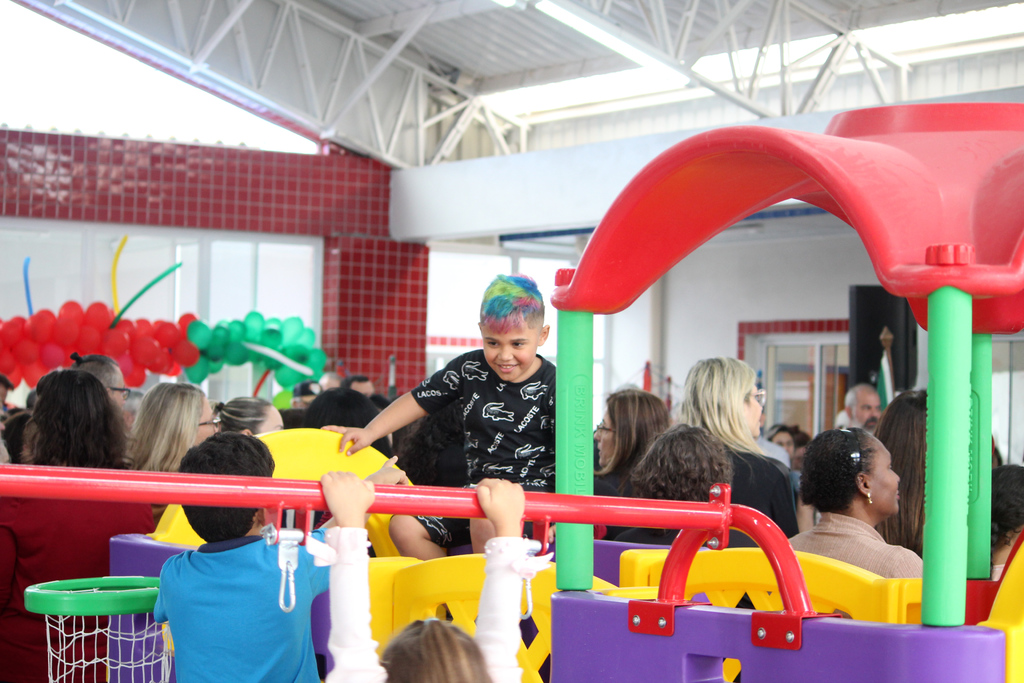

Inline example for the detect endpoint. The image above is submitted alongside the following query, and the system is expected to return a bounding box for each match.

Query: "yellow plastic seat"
[368,557,422,650]
[980,553,1024,683]
[150,428,401,556]
[619,547,922,622]
[390,554,614,683]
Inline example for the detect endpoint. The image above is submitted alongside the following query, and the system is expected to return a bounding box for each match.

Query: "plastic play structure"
[2,102,1024,681]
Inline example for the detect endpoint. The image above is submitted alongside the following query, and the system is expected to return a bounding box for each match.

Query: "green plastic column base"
[922,286,972,626]
[555,309,594,590]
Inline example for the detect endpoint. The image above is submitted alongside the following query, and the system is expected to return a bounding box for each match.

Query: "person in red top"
[0,370,154,683]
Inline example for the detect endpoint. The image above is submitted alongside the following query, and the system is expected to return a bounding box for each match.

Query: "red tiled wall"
[0,129,427,391]
[737,319,849,359]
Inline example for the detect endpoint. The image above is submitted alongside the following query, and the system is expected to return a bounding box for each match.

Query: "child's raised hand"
[476,479,525,538]
[365,456,409,486]
[321,471,375,528]
[321,425,375,456]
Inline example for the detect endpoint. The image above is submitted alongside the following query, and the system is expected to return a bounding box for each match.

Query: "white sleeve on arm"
[323,527,388,683]
[476,537,544,683]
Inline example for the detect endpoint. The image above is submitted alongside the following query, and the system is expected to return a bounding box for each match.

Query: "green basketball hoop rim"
[25,576,160,617]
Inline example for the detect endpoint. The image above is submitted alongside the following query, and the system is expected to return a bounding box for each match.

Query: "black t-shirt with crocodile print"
[411,350,556,491]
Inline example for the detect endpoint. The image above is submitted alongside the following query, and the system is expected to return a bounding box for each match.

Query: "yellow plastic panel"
[619,547,923,623]
[150,429,402,556]
[980,554,1024,683]
[390,554,613,683]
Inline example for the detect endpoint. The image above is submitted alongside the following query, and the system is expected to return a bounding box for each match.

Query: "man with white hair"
[842,383,882,433]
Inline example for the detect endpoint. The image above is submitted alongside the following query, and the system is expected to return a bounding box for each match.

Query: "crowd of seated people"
[2,347,1024,682]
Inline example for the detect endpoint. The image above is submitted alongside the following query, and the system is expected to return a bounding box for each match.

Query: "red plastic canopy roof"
[551,103,1024,334]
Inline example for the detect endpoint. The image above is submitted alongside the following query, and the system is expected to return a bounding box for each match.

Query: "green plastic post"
[967,333,993,579]
[555,308,594,590]
[922,286,972,626]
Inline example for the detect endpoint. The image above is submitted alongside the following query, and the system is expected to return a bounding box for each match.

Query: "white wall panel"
[661,228,879,389]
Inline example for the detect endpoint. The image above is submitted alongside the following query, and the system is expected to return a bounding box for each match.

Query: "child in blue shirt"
[154,432,406,682]
[325,274,555,560]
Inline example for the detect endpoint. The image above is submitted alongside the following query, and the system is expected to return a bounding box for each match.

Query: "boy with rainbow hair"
[325,274,555,559]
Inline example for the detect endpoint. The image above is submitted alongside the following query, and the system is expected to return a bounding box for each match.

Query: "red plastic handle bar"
[0,465,812,613]
[0,464,726,528]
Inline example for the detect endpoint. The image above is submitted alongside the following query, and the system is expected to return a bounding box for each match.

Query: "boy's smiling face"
[478,321,550,384]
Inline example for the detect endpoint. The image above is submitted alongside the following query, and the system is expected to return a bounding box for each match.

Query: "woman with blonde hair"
[677,357,798,546]
[130,383,219,524]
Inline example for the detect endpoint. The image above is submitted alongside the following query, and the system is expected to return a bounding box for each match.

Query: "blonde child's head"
[381,619,493,683]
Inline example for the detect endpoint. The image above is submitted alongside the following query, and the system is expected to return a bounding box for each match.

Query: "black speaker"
[849,286,918,391]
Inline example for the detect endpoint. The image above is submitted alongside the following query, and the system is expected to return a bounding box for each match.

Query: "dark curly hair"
[630,424,733,502]
[799,428,876,513]
[29,370,128,469]
[2,411,32,464]
[180,432,275,543]
[396,401,464,486]
[303,388,392,457]
[991,465,1024,551]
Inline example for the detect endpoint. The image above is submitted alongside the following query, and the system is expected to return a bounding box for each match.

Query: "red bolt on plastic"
[925,244,975,266]
[554,268,575,286]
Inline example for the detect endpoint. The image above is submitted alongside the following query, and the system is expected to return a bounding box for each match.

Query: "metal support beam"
[191,0,254,71]
[356,0,497,38]
[323,5,434,137]
[430,97,482,165]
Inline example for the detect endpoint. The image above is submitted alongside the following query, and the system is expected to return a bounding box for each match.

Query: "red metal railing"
[0,465,813,622]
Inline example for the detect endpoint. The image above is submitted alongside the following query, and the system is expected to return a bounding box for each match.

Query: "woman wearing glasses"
[790,428,921,578]
[129,382,219,525]
[676,357,799,546]
[594,388,670,497]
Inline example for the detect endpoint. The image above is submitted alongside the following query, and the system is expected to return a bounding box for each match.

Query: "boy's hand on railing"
[321,471,375,528]
[321,425,374,455]
[365,456,409,486]
[476,479,525,538]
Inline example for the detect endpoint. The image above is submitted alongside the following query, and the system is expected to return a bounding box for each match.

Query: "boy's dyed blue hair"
[480,274,545,334]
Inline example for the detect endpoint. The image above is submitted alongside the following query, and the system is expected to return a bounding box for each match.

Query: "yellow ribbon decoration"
[111,235,128,314]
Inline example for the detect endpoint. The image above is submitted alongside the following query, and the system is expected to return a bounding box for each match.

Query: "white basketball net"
[44,613,171,683]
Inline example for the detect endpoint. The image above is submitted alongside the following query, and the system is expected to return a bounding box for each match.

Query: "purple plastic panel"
[551,592,1005,683]
[593,540,670,585]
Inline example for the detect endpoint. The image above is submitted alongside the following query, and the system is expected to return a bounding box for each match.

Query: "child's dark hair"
[381,619,492,683]
[992,464,1024,551]
[179,432,275,543]
[396,401,465,485]
[479,274,545,333]
[630,424,733,502]
[799,428,876,513]
[304,388,393,456]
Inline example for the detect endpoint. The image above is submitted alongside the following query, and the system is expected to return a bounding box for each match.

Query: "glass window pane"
[770,345,815,432]
[820,344,849,433]
[175,242,199,320]
[210,241,254,324]
[256,243,315,328]
[0,228,82,319]
[1010,342,1024,465]
[993,341,1011,462]
[427,252,512,340]
[206,363,253,403]
[518,257,572,363]
[96,233,176,322]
